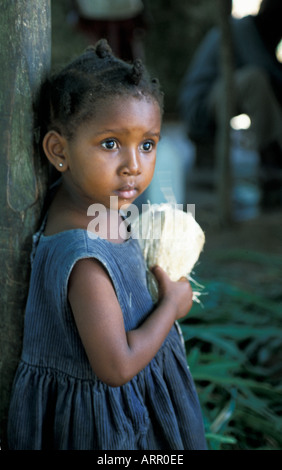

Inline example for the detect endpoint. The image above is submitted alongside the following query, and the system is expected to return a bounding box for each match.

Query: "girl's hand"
[151,266,193,320]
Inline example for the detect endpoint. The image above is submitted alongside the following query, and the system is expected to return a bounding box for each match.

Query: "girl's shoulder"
[31,227,91,268]
[32,224,138,271]
[35,226,107,255]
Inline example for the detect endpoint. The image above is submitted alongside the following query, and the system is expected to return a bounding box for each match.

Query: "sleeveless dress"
[7,224,207,450]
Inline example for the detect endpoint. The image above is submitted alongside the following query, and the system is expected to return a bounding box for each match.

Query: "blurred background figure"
[68,0,146,61]
[179,0,282,207]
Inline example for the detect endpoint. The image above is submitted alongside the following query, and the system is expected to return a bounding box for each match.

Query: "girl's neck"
[44,182,130,243]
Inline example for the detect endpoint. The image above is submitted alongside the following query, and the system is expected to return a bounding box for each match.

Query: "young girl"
[8,40,207,450]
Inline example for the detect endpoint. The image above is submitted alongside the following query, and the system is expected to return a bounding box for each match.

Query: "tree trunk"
[0,0,51,447]
[215,0,234,225]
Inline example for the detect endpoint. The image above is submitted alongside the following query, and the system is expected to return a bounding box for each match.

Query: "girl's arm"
[68,259,193,387]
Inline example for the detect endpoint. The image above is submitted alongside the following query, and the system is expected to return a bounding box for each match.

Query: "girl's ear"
[42,131,68,172]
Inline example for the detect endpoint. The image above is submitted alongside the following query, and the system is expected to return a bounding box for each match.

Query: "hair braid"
[130,59,144,85]
[95,39,113,59]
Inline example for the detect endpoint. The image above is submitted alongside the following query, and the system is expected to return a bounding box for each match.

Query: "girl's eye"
[101,139,118,150]
[141,141,154,152]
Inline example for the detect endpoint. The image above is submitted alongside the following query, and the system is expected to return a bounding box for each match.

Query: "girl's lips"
[115,187,138,199]
[114,183,138,199]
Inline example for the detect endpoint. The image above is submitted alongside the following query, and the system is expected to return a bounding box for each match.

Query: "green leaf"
[205,433,237,445]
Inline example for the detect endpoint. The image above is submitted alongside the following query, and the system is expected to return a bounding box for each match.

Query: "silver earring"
[59,163,63,168]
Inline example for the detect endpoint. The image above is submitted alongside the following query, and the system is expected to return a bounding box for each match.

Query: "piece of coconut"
[132,203,205,303]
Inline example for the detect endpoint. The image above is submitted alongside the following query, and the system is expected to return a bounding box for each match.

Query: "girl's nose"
[120,149,141,176]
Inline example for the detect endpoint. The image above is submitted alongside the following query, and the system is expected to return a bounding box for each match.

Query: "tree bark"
[0,0,51,447]
[215,0,234,225]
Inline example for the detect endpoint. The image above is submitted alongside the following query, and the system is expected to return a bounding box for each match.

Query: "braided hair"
[37,39,164,144]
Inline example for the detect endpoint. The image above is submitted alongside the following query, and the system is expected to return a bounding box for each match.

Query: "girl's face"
[60,96,161,211]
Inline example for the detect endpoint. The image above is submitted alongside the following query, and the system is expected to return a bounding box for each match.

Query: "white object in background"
[146,123,195,205]
[232,0,262,18]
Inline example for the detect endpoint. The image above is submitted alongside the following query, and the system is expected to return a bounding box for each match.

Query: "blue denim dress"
[8,226,207,450]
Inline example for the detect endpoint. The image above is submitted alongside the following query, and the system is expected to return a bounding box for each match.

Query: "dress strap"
[30,215,48,265]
